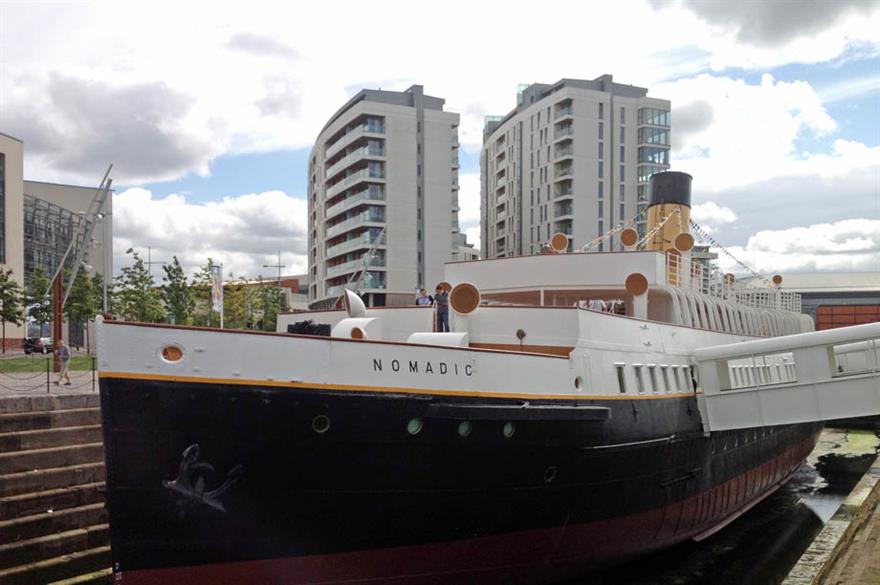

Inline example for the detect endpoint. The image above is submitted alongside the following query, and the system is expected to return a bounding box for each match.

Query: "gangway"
[694,322,880,432]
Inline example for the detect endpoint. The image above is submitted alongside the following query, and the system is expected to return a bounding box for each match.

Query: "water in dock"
[570,427,880,585]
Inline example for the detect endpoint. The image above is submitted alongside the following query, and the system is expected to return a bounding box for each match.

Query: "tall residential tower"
[308,86,463,308]
[481,75,670,257]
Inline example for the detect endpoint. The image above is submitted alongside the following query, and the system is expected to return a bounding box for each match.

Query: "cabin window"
[660,365,671,393]
[671,367,682,391]
[681,367,693,392]
[615,363,627,393]
[647,365,659,393]
[634,364,645,393]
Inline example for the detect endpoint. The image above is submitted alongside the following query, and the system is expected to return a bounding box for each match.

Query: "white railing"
[325,146,384,180]
[325,256,385,279]
[325,124,384,159]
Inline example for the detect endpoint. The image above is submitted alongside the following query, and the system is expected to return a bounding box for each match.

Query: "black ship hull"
[100,376,822,584]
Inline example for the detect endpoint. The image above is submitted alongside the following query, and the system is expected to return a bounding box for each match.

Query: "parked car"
[23,337,54,355]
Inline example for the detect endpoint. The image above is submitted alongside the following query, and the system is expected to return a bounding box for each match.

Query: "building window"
[599,102,604,119]
[620,107,625,124]
[598,122,604,139]
[598,201,603,218]
[620,145,625,163]
[638,108,670,127]
[598,181,604,199]
[598,161,604,177]
[598,141,603,160]
[620,165,625,182]
[620,126,625,143]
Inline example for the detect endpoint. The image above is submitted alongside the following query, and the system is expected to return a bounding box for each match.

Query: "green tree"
[256,278,288,332]
[192,259,220,327]
[162,256,194,325]
[90,272,109,316]
[26,266,52,335]
[114,249,166,322]
[64,269,101,354]
[0,269,24,354]
[223,275,248,329]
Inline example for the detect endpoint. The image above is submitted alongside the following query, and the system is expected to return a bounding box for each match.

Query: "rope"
[689,220,774,287]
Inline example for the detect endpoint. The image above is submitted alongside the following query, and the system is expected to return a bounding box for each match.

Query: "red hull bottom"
[116,436,815,585]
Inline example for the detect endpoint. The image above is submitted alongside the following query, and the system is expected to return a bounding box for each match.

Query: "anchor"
[163,444,243,515]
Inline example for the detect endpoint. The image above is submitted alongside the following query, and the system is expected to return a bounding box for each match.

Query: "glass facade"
[23,195,91,284]
[639,146,669,165]
[638,108,670,127]
[638,127,670,145]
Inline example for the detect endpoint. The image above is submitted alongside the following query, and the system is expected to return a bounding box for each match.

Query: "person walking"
[55,341,71,386]
[434,285,450,332]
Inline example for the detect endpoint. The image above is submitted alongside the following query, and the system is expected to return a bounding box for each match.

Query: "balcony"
[555,182,574,199]
[325,232,385,260]
[325,166,385,199]
[554,125,574,141]
[497,210,507,221]
[325,208,386,239]
[555,203,573,218]
[325,145,384,180]
[325,123,385,159]
[554,165,573,179]
[452,154,460,168]
[325,186,385,221]
[554,106,573,120]
[554,144,574,159]
[327,274,386,297]
[496,193,508,207]
[325,255,385,279]
[554,221,573,236]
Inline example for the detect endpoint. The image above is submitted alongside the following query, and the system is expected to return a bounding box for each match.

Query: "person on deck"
[415,288,433,306]
[434,285,450,332]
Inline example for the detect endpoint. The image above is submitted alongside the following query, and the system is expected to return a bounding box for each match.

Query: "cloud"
[817,74,880,104]
[656,74,858,190]
[691,202,737,232]
[225,33,300,60]
[0,74,217,184]
[673,0,877,47]
[112,188,308,279]
[716,219,880,273]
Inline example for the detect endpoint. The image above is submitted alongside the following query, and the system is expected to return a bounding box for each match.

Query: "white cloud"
[2,1,878,186]
[715,219,880,273]
[112,188,308,279]
[691,201,737,233]
[655,74,880,191]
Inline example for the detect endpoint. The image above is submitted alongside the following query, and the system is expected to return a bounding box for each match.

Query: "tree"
[90,272,109,316]
[64,269,101,354]
[192,259,220,327]
[113,249,166,323]
[0,269,24,353]
[256,277,288,332]
[223,275,247,329]
[162,256,194,325]
[26,266,52,335]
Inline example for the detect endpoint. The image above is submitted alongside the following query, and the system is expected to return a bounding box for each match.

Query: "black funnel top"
[649,171,692,207]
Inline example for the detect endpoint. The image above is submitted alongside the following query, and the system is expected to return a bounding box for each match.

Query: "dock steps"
[0,394,109,584]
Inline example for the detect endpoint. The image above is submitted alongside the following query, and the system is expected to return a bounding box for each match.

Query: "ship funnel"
[646,171,692,253]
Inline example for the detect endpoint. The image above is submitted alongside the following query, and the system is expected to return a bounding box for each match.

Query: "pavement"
[820,467,880,584]
[0,351,97,397]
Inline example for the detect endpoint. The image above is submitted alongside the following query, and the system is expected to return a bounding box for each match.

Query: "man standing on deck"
[434,285,450,332]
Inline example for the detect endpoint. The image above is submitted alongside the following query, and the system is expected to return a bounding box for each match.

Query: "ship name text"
[372,358,473,376]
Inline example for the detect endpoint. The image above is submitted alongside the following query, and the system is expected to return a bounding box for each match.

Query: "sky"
[1,0,878,279]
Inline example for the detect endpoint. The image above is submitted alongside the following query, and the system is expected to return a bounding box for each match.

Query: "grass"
[0,355,95,373]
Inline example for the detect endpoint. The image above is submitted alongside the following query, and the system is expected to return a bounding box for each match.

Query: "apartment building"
[481,75,671,258]
[308,85,463,308]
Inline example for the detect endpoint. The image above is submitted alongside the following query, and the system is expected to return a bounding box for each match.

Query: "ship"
[97,171,823,584]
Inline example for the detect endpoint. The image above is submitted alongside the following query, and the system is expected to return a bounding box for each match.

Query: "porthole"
[457,421,472,437]
[503,421,516,438]
[160,345,183,363]
[407,418,423,435]
[574,376,583,390]
[312,415,331,434]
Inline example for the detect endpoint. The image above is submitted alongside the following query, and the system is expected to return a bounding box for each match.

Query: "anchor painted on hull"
[163,444,243,515]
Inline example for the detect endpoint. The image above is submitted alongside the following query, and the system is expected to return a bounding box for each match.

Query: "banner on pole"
[210,264,223,313]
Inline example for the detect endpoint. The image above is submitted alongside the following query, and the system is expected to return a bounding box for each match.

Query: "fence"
[0,356,97,394]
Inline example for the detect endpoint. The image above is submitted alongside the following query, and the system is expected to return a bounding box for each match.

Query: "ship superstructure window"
[660,366,671,393]
[647,365,659,392]
[633,364,645,393]
[615,363,627,393]
[671,367,682,391]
